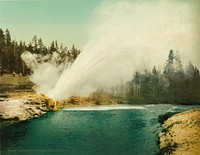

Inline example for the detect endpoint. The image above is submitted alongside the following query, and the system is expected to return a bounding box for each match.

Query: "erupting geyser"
[22,1,200,100]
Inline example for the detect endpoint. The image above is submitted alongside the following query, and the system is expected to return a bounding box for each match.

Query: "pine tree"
[164,49,184,80]
[186,61,195,78]
[164,49,174,78]
[5,29,11,45]
[194,67,200,79]
[0,28,5,49]
[70,44,80,61]
[133,71,141,97]
[151,66,158,100]
[38,38,43,49]
[3,29,14,72]
[32,35,38,52]
[163,49,185,103]
[50,41,56,53]
[174,51,183,70]
[167,49,174,64]
[55,40,58,50]
[16,41,26,73]
[38,38,47,55]
[0,28,5,66]
[27,42,34,53]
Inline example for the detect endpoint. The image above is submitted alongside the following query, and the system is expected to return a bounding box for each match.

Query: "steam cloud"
[22,0,200,100]
[21,51,67,93]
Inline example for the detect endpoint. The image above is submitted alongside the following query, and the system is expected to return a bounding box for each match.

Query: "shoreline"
[0,92,119,124]
[0,92,56,124]
[159,108,200,155]
[1,92,200,154]
[1,91,200,155]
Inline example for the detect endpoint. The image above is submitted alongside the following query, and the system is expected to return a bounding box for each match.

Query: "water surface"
[1,104,199,155]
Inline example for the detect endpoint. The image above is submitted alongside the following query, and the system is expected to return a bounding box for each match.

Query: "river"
[1,104,199,155]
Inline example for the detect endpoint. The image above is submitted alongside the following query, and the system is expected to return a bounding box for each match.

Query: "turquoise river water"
[1,104,199,155]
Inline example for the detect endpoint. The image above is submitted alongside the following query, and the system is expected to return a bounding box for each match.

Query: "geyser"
[48,0,199,100]
[22,0,200,100]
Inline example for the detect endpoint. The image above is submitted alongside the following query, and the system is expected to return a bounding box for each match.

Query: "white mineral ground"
[0,93,55,123]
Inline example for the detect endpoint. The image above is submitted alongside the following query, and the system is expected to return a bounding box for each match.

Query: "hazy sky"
[0,0,200,53]
[0,0,101,49]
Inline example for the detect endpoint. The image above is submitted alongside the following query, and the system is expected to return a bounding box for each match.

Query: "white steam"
[21,51,67,93]
[22,0,200,100]
[21,51,38,69]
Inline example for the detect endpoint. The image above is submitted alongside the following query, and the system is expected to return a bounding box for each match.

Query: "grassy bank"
[0,74,33,93]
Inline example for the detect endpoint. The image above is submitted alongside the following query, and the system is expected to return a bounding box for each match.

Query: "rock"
[0,93,56,124]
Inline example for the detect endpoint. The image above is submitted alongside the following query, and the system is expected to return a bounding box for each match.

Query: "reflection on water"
[1,121,29,150]
[1,104,199,155]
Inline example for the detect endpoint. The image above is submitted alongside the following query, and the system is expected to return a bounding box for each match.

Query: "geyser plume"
[21,51,67,93]
[23,0,200,100]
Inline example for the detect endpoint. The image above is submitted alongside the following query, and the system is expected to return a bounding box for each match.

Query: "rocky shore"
[0,92,56,124]
[0,92,119,124]
[159,108,200,155]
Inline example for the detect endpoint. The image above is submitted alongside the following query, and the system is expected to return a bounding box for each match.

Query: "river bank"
[159,108,200,155]
[0,91,120,124]
[1,93,200,154]
[0,92,56,124]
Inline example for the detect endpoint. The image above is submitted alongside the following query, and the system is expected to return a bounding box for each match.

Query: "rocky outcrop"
[159,108,200,155]
[0,93,56,124]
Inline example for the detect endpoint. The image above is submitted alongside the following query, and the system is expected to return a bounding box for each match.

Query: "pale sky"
[0,0,199,54]
[0,0,101,49]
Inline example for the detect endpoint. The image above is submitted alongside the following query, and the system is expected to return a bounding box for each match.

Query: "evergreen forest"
[0,28,81,75]
[0,28,199,104]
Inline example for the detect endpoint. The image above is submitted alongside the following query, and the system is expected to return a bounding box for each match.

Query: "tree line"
[113,50,200,104]
[1,29,199,104]
[0,28,80,75]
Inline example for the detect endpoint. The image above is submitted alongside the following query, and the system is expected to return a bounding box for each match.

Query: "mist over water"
[22,1,200,100]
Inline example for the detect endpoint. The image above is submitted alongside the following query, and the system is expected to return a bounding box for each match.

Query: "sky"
[0,0,101,49]
[0,0,200,53]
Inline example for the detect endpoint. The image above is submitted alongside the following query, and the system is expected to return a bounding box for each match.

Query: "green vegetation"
[0,74,33,93]
[1,28,199,105]
[0,28,80,75]
[112,50,200,104]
